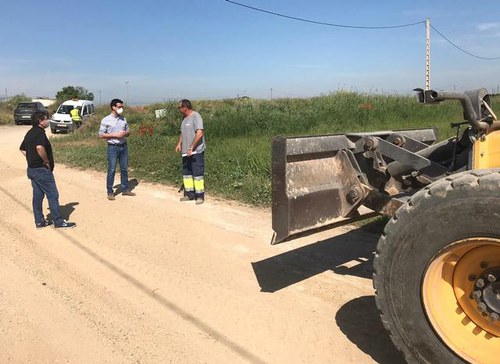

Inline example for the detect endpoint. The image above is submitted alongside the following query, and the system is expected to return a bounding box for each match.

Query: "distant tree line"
[55,86,94,102]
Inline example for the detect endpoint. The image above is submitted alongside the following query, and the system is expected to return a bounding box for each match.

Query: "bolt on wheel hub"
[472,269,500,321]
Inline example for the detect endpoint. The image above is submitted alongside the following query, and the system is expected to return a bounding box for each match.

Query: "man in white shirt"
[98,98,136,200]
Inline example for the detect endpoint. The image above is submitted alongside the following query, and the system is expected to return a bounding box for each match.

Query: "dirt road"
[0,125,404,363]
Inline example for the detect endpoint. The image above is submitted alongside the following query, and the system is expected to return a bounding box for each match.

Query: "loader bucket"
[272,134,367,243]
[271,129,440,243]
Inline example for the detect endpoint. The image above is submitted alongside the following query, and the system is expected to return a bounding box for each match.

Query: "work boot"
[179,196,193,202]
[195,198,205,205]
[122,190,136,196]
[107,193,115,200]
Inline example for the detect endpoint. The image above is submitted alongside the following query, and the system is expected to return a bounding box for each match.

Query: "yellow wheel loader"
[271,88,500,363]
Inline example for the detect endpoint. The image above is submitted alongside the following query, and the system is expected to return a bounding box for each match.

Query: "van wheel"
[50,127,56,134]
[374,169,500,363]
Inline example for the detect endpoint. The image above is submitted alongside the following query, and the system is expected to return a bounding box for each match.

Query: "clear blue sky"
[1,0,499,104]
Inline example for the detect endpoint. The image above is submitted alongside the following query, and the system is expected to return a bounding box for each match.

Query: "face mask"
[116,107,124,115]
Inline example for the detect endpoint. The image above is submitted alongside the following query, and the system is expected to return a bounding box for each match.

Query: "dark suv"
[14,102,47,125]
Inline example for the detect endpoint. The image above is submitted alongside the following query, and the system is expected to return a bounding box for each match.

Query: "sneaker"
[179,196,194,202]
[122,190,136,196]
[36,220,53,229]
[195,198,205,205]
[54,221,76,229]
[107,193,115,200]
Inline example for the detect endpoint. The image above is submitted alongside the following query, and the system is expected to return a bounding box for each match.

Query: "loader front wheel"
[374,170,500,364]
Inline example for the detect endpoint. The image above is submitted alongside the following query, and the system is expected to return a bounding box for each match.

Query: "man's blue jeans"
[107,144,129,194]
[27,167,64,226]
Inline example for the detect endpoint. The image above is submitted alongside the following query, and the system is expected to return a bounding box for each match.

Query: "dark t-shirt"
[19,126,54,170]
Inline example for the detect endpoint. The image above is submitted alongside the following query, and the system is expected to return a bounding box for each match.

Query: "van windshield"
[56,105,75,114]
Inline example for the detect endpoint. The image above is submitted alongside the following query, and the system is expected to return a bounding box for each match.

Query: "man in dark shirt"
[20,111,76,229]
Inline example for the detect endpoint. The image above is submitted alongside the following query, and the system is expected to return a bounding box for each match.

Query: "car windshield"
[56,105,75,114]
[16,103,36,111]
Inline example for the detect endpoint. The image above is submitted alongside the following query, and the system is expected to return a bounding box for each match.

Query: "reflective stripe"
[183,175,194,191]
[194,176,204,193]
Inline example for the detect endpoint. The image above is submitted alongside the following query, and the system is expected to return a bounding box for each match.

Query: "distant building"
[32,98,56,107]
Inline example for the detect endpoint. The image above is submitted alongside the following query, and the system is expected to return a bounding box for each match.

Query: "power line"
[225,0,500,60]
[430,24,500,60]
[225,0,425,29]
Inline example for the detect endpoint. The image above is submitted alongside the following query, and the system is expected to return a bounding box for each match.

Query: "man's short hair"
[179,99,192,110]
[110,98,124,108]
[31,111,48,126]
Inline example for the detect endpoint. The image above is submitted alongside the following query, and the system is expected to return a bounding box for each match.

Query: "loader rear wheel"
[374,169,500,364]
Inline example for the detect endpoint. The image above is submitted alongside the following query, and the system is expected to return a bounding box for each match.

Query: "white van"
[50,99,94,133]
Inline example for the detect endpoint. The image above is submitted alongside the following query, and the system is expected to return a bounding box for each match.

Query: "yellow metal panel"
[472,130,500,169]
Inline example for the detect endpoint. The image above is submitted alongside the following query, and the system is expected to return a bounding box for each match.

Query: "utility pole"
[98,90,102,105]
[425,18,431,91]
[270,88,273,100]
[125,81,129,104]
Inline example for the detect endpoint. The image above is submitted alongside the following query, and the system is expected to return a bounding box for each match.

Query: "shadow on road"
[252,228,378,293]
[252,227,406,363]
[48,201,79,221]
[114,178,139,194]
[336,295,405,364]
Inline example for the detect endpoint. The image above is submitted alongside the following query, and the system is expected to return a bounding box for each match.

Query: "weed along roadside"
[48,92,500,207]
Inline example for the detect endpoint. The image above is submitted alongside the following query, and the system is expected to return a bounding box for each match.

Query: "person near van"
[19,111,76,229]
[98,98,136,200]
[50,100,93,133]
[175,99,205,204]
[70,106,82,128]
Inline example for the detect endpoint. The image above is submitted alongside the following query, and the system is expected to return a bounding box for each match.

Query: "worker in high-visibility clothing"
[70,106,82,128]
[175,99,206,205]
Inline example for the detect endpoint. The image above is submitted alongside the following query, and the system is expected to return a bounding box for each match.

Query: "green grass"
[34,92,500,207]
